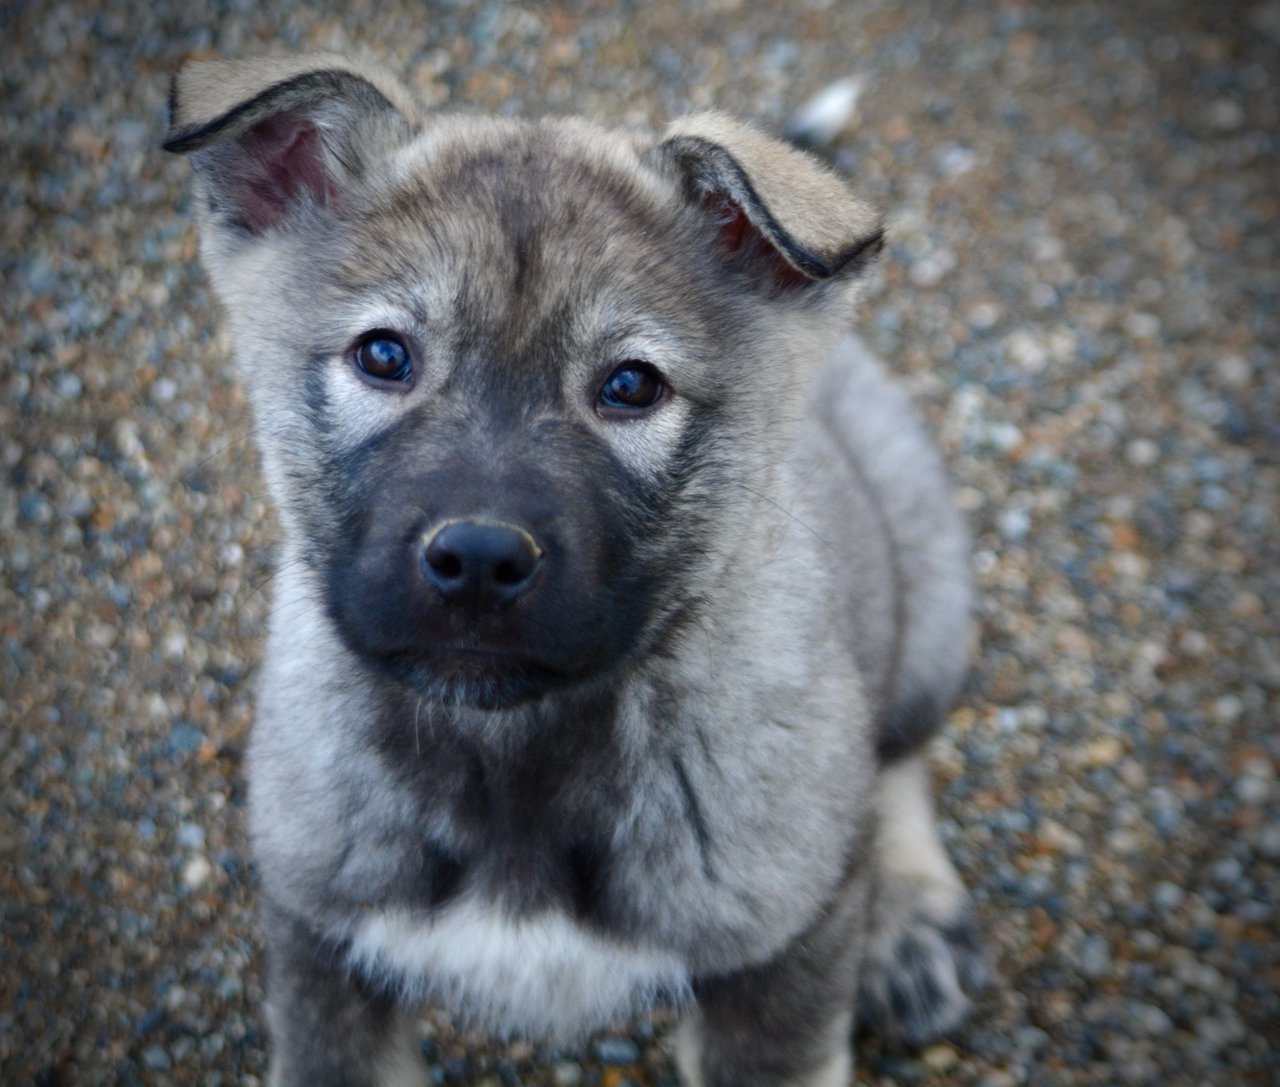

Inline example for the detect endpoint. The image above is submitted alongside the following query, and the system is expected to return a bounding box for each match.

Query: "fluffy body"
[168,53,984,1087]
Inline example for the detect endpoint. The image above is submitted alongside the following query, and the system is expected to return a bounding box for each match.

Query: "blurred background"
[1,0,1277,1084]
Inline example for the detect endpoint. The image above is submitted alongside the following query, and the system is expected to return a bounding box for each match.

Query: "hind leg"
[676,865,872,1087]
[856,754,987,1046]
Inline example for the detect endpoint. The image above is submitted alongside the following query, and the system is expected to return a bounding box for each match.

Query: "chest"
[344,899,691,1039]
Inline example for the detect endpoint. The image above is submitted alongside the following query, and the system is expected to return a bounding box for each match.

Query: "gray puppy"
[165,53,984,1087]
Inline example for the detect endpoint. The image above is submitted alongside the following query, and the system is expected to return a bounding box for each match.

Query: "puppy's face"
[167,57,882,707]
[304,124,756,706]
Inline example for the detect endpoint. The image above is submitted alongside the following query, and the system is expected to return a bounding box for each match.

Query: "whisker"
[731,480,835,554]
[180,426,264,482]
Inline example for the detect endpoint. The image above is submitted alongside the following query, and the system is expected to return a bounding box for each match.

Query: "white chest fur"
[345,900,691,1040]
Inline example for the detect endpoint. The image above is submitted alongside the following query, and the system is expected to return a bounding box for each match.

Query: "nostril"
[493,560,524,586]
[428,551,464,581]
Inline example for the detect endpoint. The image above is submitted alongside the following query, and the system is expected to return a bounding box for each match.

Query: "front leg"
[676,871,871,1087]
[262,901,425,1087]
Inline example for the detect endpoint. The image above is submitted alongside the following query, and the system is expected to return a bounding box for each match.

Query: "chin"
[383,649,580,710]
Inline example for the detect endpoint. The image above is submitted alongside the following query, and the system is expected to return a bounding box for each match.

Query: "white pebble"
[1207,98,1244,130]
[163,631,189,661]
[1212,695,1245,724]
[1125,439,1160,467]
[1079,935,1111,978]
[151,377,179,403]
[1032,235,1065,262]
[182,854,214,890]
[784,77,863,147]
[909,247,957,288]
[1196,1011,1246,1048]
[999,507,1031,541]
[987,421,1025,452]
[1125,312,1161,339]
[938,144,977,177]
[922,1044,959,1071]
[1235,773,1273,807]
[1152,882,1185,912]
[1215,354,1251,388]
[1005,330,1049,371]
[1135,1003,1174,1036]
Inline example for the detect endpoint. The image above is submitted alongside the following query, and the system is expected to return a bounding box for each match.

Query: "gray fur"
[167,52,985,1086]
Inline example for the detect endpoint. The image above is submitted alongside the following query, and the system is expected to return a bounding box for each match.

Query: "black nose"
[420,520,542,610]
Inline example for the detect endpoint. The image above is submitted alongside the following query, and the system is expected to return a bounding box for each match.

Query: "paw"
[856,906,988,1047]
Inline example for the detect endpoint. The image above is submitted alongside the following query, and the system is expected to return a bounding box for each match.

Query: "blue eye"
[354,332,413,384]
[598,363,666,413]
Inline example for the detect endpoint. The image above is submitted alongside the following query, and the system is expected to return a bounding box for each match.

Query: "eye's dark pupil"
[359,337,409,379]
[604,366,659,408]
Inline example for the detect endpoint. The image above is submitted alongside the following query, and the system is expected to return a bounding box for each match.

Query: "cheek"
[595,400,691,480]
[316,359,425,452]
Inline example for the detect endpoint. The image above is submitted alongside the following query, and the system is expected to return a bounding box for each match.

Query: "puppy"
[166,53,984,1087]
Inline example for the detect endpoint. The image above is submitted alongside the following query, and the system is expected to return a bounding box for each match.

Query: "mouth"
[382,645,574,708]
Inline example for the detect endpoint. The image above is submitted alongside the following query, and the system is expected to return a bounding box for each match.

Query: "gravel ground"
[3,0,1278,1084]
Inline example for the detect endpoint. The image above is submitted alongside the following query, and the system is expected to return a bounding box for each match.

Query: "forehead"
[340,118,712,345]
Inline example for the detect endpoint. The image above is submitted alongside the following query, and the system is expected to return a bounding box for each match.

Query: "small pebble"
[1152,882,1186,913]
[1079,935,1112,979]
[1235,774,1273,807]
[552,1063,583,1086]
[141,1045,173,1072]
[182,854,214,890]
[921,1044,959,1071]
[595,1037,639,1066]
[1125,439,1160,467]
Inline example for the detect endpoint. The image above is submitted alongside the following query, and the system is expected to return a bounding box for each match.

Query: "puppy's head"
[167,54,883,708]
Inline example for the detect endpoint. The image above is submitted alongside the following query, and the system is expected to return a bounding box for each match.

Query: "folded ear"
[164,52,422,238]
[655,112,883,290]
